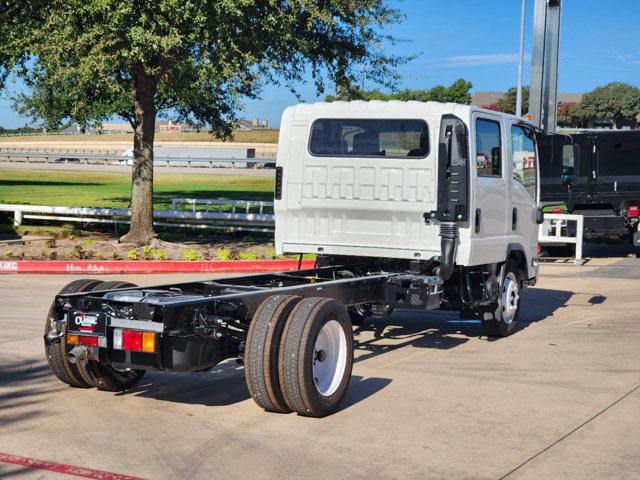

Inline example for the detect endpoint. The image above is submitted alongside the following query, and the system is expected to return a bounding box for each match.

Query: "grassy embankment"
[0,129,280,144]
[0,169,274,209]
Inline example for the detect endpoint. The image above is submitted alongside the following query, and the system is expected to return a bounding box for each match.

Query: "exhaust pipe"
[67,346,89,364]
[438,222,459,281]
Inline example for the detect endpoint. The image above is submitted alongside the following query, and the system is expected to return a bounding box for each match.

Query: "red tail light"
[122,330,142,351]
[629,206,639,218]
[114,329,156,352]
[68,334,98,347]
[552,207,563,214]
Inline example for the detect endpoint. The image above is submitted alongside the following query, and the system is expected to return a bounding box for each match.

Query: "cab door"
[470,114,509,264]
[509,123,540,267]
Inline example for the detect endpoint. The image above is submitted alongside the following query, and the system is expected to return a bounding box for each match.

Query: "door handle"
[475,208,481,234]
[512,207,518,231]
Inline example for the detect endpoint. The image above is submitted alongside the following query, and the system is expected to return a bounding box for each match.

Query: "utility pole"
[529,0,562,132]
[516,0,526,118]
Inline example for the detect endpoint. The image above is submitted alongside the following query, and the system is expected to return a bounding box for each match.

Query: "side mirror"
[561,144,580,185]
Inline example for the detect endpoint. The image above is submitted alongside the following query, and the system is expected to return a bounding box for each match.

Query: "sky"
[1,0,639,129]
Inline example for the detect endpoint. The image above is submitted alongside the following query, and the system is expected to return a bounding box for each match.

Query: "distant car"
[55,157,80,163]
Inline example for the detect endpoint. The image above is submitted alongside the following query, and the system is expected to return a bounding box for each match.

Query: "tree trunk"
[120,64,157,245]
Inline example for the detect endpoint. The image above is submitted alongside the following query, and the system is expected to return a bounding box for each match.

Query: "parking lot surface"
[1,259,639,479]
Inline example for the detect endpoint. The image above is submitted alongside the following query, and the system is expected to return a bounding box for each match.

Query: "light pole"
[516,0,526,118]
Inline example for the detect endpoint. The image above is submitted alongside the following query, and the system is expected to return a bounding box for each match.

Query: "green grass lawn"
[0,169,274,209]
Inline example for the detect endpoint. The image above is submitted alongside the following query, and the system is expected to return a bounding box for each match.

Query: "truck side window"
[475,119,501,177]
[511,125,537,200]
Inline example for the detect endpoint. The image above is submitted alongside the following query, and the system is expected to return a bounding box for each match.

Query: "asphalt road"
[1,262,639,479]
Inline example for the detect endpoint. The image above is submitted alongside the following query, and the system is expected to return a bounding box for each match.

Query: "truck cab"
[275,101,540,280]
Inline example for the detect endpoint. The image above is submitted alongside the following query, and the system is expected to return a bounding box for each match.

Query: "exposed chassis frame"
[50,258,443,373]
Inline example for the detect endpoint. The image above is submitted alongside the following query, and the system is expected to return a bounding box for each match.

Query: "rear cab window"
[475,119,502,177]
[309,119,429,158]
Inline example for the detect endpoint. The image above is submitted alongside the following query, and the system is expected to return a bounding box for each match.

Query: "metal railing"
[0,200,275,233]
[172,198,274,215]
[0,150,276,167]
[538,213,584,265]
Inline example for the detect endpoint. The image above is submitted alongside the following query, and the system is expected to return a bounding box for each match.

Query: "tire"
[482,260,522,338]
[244,295,302,413]
[278,297,353,417]
[76,281,146,392]
[44,279,105,388]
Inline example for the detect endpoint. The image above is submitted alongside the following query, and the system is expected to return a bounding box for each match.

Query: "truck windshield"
[309,119,428,158]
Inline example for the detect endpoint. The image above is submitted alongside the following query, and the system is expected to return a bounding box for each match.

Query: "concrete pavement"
[0,263,638,479]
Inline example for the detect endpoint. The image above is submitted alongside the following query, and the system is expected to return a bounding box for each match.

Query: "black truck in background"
[538,130,640,255]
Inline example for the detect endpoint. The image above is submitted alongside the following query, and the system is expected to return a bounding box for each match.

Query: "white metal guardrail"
[538,213,584,265]
[171,198,274,215]
[0,201,275,232]
[0,151,275,168]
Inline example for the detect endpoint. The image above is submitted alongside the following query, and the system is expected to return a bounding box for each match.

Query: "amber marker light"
[142,332,156,353]
[67,334,80,345]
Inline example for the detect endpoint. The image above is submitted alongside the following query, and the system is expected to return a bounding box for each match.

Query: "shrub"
[216,247,232,261]
[127,249,139,260]
[152,249,168,260]
[183,248,201,261]
[239,250,258,261]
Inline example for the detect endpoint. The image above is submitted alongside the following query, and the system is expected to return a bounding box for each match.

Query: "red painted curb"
[0,452,145,480]
[0,259,316,274]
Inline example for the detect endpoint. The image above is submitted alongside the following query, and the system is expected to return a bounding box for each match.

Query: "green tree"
[556,102,582,128]
[496,86,530,115]
[326,78,472,104]
[1,0,404,244]
[577,82,640,129]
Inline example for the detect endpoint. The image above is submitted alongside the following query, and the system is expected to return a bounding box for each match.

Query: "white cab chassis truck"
[44,101,545,418]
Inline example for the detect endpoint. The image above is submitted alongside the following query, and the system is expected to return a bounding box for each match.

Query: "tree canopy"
[325,78,473,104]
[576,82,640,128]
[496,86,529,115]
[1,0,404,243]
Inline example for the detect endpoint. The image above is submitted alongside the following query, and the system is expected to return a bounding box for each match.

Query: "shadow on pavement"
[120,359,250,407]
[0,359,59,428]
[353,286,579,361]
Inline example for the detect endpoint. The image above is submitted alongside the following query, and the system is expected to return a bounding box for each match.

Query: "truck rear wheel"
[44,279,104,388]
[245,294,301,413]
[278,297,353,417]
[76,281,146,392]
[482,260,521,337]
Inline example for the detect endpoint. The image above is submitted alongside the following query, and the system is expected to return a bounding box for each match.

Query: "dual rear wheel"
[245,295,353,417]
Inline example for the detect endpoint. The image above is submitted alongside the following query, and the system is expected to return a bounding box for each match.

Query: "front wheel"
[279,298,353,417]
[481,260,522,338]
